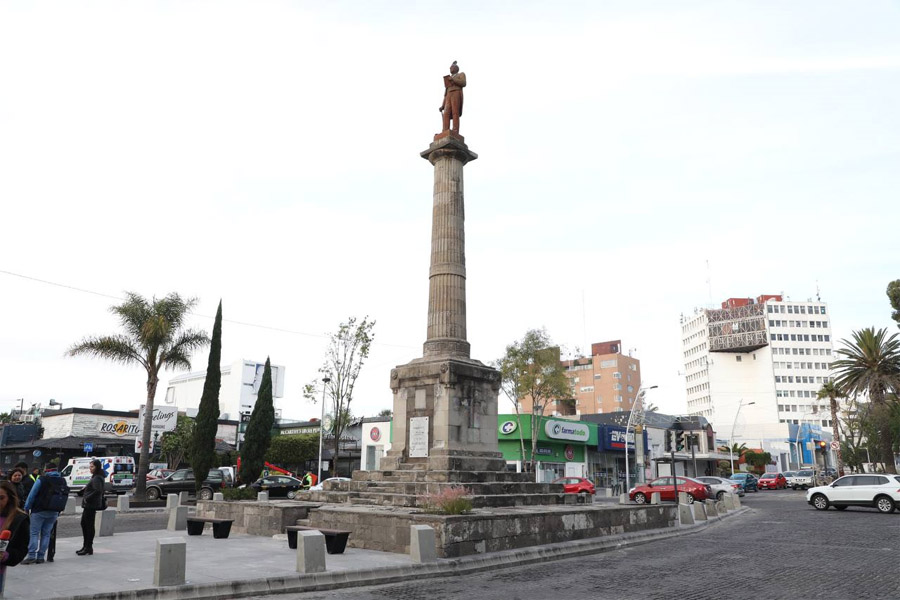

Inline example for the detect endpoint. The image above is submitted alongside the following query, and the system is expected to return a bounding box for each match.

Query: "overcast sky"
[1,1,898,423]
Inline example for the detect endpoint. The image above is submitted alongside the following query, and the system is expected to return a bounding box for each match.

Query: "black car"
[251,475,305,499]
[145,468,227,501]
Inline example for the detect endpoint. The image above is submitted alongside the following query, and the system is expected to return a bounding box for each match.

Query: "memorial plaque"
[409,416,429,458]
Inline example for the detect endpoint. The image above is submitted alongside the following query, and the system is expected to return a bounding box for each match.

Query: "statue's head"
[450,61,459,75]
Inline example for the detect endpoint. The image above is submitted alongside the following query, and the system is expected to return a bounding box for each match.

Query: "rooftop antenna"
[581,289,587,358]
[816,280,821,302]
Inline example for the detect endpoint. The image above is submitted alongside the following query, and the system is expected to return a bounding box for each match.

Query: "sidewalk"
[6,506,748,600]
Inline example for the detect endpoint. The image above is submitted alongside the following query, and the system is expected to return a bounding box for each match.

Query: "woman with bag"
[77,459,106,556]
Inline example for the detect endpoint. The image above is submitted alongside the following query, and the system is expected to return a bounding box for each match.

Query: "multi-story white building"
[681,295,837,470]
[164,359,285,422]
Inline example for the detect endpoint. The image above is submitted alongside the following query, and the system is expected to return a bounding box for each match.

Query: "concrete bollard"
[63,496,77,515]
[724,493,736,511]
[154,538,187,586]
[95,509,116,537]
[618,493,629,505]
[166,494,179,510]
[167,505,188,531]
[257,491,269,502]
[178,491,190,506]
[213,492,224,502]
[678,491,688,505]
[296,530,326,574]
[410,525,437,563]
[650,492,661,505]
[693,501,708,521]
[732,493,742,509]
[716,500,727,514]
[705,499,719,518]
[117,494,130,512]
[678,503,695,525]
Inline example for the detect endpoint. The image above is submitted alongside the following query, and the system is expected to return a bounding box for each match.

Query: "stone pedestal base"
[387,357,501,469]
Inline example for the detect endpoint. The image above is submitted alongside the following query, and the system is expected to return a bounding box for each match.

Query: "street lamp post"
[730,400,755,475]
[316,377,331,484]
[624,385,657,495]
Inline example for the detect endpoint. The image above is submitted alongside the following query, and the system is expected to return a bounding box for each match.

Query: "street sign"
[135,438,156,453]
[83,442,93,453]
[830,440,840,450]
[32,450,41,458]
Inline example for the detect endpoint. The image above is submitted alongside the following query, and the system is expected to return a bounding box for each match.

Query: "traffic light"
[818,441,827,450]
[675,430,685,452]
[665,430,673,452]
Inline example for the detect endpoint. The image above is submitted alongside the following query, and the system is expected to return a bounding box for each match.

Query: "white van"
[60,456,136,495]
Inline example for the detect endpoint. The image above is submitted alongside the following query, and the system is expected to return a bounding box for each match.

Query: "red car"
[758,472,788,490]
[628,476,710,504]
[552,477,595,495]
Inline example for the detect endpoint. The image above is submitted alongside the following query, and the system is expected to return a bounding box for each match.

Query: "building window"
[736,356,742,362]
[613,372,621,378]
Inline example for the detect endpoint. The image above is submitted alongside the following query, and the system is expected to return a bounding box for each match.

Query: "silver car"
[696,476,744,500]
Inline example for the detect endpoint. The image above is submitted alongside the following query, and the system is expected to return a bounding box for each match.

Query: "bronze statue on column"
[438,61,466,135]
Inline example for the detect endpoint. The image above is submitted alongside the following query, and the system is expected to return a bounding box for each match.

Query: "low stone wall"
[307,503,677,558]
[195,500,315,536]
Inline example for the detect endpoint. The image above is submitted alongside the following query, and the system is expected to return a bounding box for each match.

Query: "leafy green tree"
[887,279,900,328]
[832,327,900,474]
[265,434,319,474]
[191,300,222,493]
[240,357,275,484]
[718,442,748,455]
[742,450,773,474]
[304,316,375,477]
[377,408,393,418]
[161,415,195,470]
[0,413,11,424]
[496,329,570,475]
[817,380,846,476]
[67,292,209,499]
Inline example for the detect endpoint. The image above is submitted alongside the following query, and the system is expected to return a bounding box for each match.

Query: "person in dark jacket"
[0,480,31,568]
[11,463,32,500]
[7,470,26,510]
[78,459,106,556]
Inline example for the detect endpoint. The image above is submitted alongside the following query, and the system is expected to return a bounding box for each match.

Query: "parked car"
[251,475,306,499]
[145,468,227,501]
[146,468,174,481]
[309,477,352,491]
[758,472,788,490]
[782,471,797,480]
[729,473,759,493]
[807,474,900,514]
[629,476,710,504]
[696,476,744,499]
[551,477,595,495]
[788,469,819,490]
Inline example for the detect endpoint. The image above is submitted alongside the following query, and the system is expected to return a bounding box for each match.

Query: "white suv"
[806,474,900,514]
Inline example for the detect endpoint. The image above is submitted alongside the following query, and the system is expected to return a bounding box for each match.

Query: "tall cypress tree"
[239,357,275,484]
[191,300,222,494]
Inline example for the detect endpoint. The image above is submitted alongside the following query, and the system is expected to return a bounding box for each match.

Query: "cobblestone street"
[253,491,900,600]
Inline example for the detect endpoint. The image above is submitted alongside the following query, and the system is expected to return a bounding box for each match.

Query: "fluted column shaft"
[420,136,477,359]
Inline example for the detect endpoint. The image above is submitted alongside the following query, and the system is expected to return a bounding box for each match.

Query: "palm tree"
[68,292,209,498]
[817,381,846,476]
[719,442,748,455]
[831,327,900,474]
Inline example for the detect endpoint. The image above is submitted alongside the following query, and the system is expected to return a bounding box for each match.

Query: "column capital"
[421,135,478,166]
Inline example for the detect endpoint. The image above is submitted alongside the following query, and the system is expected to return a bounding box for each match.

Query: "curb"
[58,506,749,600]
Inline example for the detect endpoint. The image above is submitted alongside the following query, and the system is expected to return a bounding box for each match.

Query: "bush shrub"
[223,487,258,501]
[418,486,472,515]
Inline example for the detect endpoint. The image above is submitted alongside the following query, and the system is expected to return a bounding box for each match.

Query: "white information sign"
[409,416,429,458]
[137,405,179,434]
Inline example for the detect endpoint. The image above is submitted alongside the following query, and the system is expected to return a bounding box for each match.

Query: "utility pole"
[691,434,698,477]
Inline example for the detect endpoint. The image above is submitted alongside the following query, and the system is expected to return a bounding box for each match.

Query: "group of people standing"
[0,458,107,570]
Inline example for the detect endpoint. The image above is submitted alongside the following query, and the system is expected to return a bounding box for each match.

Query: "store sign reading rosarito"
[99,420,139,437]
[544,419,589,442]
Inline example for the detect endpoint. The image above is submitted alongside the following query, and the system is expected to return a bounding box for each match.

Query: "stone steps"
[349,481,556,496]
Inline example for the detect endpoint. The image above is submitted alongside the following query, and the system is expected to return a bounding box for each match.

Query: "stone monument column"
[423,136,475,360]
[382,130,503,473]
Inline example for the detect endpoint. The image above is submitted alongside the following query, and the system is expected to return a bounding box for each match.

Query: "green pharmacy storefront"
[497,414,597,482]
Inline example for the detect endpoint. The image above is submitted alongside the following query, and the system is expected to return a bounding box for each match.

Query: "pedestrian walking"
[22,463,69,564]
[77,459,105,556]
[0,480,32,568]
